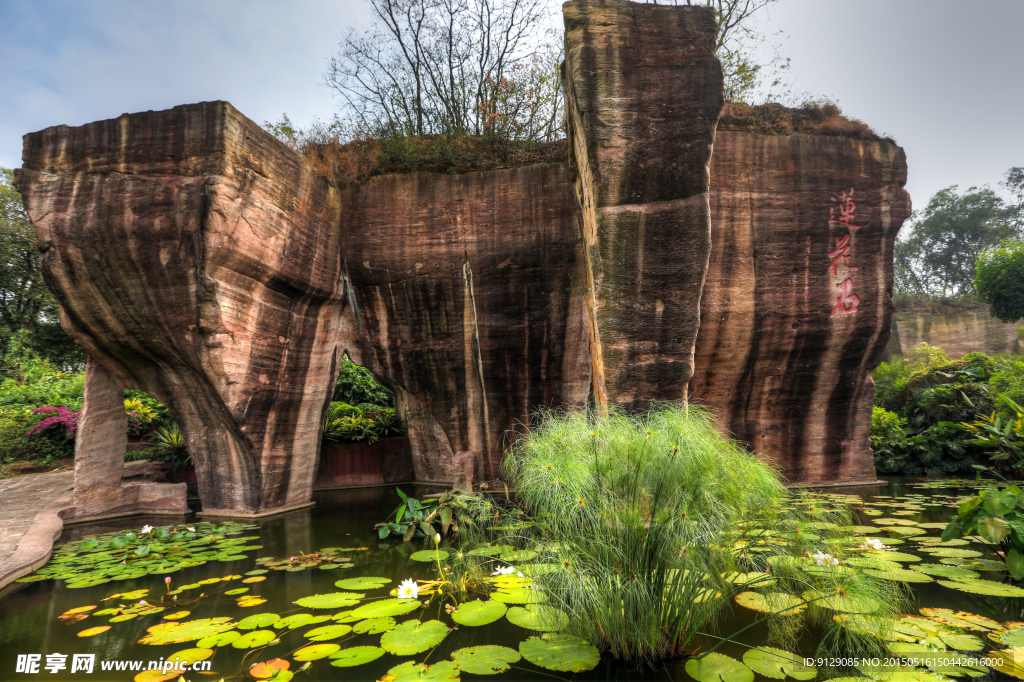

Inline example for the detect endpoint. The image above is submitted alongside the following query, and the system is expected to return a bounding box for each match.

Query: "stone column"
[73,357,127,516]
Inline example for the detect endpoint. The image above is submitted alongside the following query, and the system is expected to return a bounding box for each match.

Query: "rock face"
[690,126,911,484]
[563,0,722,410]
[15,1,909,513]
[892,309,1022,359]
[340,167,592,484]
[17,102,346,515]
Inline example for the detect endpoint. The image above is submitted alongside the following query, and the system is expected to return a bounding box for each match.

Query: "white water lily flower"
[860,537,886,551]
[186,526,196,532]
[435,533,441,545]
[397,578,419,599]
[140,525,153,535]
[812,551,839,566]
[517,571,524,578]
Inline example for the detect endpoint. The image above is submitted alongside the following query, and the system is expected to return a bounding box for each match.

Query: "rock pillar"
[73,358,129,516]
[563,0,723,410]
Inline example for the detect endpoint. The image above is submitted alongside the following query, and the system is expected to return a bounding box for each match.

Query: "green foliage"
[148,423,190,467]
[895,183,1018,298]
[974,240,1024,323]
[869,346,1024,477]
[0,167,84,369]
[472,404,905,663]
[942,483,1024,580]
[375,488,493,541]
[869,407,905,464]
[333,355,393,407]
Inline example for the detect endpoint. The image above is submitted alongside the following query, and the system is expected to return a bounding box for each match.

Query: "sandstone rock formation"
[564,0,722,410]
[690,112,911,484]
[17,102,347,516]
[340,167,592,485]
[892,308,1023,359]
[15,1,909,514]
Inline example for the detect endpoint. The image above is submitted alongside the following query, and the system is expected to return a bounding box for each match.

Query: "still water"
[0,479,1020,681]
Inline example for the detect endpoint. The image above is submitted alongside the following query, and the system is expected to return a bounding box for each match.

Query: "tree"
[893,185,1015,298]
[975,241,1024,323]
[325,0,562,143]
[0,168,83,370]
[1002,166,1024,232]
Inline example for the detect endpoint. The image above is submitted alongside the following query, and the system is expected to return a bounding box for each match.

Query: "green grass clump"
[485,403,906,664]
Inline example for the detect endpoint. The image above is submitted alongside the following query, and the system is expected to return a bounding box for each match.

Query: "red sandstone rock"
[17,102,346,514]
[563,0,723,410]
[691,125,911,483]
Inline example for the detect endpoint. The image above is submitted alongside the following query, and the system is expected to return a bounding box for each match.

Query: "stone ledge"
[0,491,74,593]
[196,500,316,520]
[787,479,888,489]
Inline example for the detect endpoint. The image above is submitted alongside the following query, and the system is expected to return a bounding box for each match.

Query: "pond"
[0,478,1021,681]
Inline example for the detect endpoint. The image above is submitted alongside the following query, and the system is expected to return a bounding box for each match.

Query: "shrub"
[470,404,905,663]
[333,355,394,407]
[148,423,190,467]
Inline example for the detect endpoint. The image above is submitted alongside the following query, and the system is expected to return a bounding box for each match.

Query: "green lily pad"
[225,588,249,595]
[139,617,236,645]
[165,648,213,666]
[686,653,754,682]
[452,600,507,627]
[491,586,546,604]
[294,643,341,661]
[275,614,329,629]
[939,633,985,651]
[196,630,241,648]
[923,548,983,558]
[862,568,933,583]
[77,626,111,637]
[294,592,364,609]
[468,545,513,557]
[353,617,397,634]
[742,647,817,680]
[380,619,449,655]
[232,630,277,649]
[505,604,569,632]
[329,645,385,667]
[959,559,1008,571]
[913,564,980,579]
[410,549,449,562]
[238,613,279,630]
[335,577,391,590]
[937,580,1024,597]
[999,630,1024,647]
[452,645,521,675]
[735,592,806,616]
[918,609,1000,631]
[304,624,352,641]
[350,598,421,619]
[381,661,460,681]
[803,590,881,613]
[500,549,537,562]
[865,551,921,562]
[519,634,599,673]
[991,648,1024,680]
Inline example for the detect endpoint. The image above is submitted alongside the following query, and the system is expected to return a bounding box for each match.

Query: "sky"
[1,0,1022,211]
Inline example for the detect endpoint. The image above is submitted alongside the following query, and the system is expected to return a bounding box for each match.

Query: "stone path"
[0,470,74,564]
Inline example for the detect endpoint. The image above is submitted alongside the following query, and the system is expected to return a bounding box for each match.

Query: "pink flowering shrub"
[27,406,79,439]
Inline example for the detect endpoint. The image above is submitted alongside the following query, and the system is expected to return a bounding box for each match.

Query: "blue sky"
[1,0,1021,210]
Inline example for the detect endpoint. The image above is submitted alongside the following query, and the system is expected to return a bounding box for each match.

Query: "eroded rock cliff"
[564,0,723,410]
[17,101,346,515]
[690,124,911,484]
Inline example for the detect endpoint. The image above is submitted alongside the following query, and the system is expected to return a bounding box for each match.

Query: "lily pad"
[923,548,983,558]
[276,613,329,629]
[865,551,921,562]
[353,617,397,634]
[686,653,754,682]
[294,643,341,661]
[519,634,600,673]
[335,576,391,590]
[165,648,213,666]
[249,659,290,679]
[452,600,507,627]
[350,598,421,619]
[468,545,513,557]
[991,648,1024,679]
[225,588,249,595]
[381,619,449,655]
[742,647,817,680]
[236,595,267,607]
[918,609,999,631]
[937,579,1024,597]
[242,576,266,583]
[735,592,806,616]
[196,630,241,648]
[294,592,364,609]
[139,617,236,645]
[77,626,111,637]
[452,645,521,675]
[164,611,190,620]
[913,564,980,580]
[232,629,277,649]
[491,586,546,604]
[238,613,279,630]
[329,645,385,667]
[505,604,570,632]
[381,661,460,681]
[939,633,985,651]
[305,624,353,641]
[998,630,1024,647]
[501,549,537,562]
[410,549,449,562]
[862,568,933,583]
[803,590,881,613]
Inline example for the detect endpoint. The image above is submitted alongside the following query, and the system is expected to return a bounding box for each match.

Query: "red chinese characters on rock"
[828,189,860,318]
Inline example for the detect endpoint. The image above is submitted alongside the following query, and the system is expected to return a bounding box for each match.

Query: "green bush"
[333,354,394,407]
[471,404,905,663]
